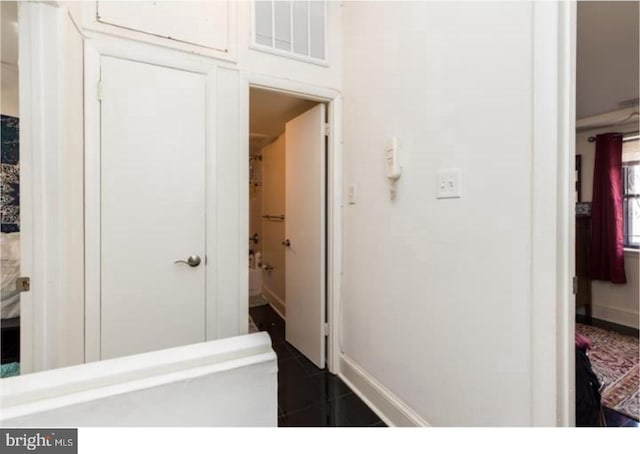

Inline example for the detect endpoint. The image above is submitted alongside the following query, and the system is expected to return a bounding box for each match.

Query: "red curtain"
[589,133,626,284]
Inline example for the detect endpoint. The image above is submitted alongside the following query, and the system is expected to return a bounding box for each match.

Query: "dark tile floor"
[249,305,386,427]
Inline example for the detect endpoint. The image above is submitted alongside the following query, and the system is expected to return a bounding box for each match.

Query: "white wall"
[261,134,286,310]
[1,63,18,117]
[341,1,538,426]
[576,121,640,329]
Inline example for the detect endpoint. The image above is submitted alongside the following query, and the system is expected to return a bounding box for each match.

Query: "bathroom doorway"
[248,87,328,369]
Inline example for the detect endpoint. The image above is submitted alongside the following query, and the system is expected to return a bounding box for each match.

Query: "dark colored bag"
[575,347,603,427]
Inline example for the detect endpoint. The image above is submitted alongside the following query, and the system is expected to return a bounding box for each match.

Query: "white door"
[100,56,207,360]
[284,103,326,369]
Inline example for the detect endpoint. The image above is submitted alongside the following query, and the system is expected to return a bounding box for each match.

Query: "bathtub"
[249,267,262,296]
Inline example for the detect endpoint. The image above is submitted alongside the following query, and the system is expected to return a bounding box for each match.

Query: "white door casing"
[99,56,207,360]
[284,103,326,369]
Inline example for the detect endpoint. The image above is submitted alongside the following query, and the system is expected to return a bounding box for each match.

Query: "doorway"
[0,1,21,378]
[248,87,327,369]
[573,1,639,427]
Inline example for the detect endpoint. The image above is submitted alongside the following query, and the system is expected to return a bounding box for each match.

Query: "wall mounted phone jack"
[386,137,402,200]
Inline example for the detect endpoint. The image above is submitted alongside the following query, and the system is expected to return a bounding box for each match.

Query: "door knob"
[281,239,291,247]
[174,255,201,267]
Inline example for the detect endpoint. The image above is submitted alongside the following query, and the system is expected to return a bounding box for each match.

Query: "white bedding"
[1,232,20,319]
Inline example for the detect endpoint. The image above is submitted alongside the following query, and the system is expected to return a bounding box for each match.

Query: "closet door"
[100,56,207,360]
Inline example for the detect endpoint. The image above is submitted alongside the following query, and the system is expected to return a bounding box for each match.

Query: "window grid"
[252,0,327,64]
[622,160,640,249]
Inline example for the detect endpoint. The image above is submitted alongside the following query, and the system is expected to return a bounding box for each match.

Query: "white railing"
[1,333,277,427]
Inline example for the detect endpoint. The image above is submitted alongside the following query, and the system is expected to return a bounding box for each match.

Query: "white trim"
[17,2,66,373]
[248,0,329,67]
[1,333,276,427]
[83,38,220,362]
[339,354,430,427]
[205,69,219,340]
[261,285,286,319]
[591,305,639,330]
[245,73,341,373]
[79,33,224,75]
[556,1,577,428]
[80,0,237,64]
[530,1,575,427]
[326,93,343,377]
[83,41,101,363]
[248,43,329,68]
[17,1,35,374]
[238,71,250,336]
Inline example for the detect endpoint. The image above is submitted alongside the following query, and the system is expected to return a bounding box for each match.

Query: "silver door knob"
[174,255,201,267]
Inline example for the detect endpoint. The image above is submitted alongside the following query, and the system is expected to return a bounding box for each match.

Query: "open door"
[284,103,326,369]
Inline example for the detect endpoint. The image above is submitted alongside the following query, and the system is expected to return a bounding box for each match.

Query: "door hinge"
[324,322,329,336]
[572,276,577,295]
[16,277,30,293]
[97,80,103,101]
[323,123,330,136]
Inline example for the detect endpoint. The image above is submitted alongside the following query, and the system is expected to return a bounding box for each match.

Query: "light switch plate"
[348,184,357,204]
[436,169,461,199]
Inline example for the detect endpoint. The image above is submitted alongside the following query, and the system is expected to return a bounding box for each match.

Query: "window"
[623,138,640,248]
[253,1,327,63]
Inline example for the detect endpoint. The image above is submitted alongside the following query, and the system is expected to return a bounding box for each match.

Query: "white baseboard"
[261,286,285,319]
[338,354,430,427]
[592,305,639,329]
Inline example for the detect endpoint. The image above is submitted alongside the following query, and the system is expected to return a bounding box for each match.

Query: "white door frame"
[530,1,576,426]
[83,36,220,362]
[17,1,67,373]
[242,74,342,374]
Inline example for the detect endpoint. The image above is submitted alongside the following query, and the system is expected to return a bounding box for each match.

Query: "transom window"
[253,1,327,63]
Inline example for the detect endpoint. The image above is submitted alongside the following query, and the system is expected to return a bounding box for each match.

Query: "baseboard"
[261,286,286,319]
[338,354,430,427]
[592,305,639,330]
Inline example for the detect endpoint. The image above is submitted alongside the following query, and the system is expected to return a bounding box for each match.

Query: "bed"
[1,232,20,370]
[1,233,20,320]
[1,114,20,372]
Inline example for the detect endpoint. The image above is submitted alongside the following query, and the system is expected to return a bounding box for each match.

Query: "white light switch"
[436,169,461,199]
[348,184,357,204]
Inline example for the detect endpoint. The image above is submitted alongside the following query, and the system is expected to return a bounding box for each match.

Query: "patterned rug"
[576,323,639,421]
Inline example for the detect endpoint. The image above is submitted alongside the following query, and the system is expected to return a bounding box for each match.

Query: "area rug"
[576,323,639,421]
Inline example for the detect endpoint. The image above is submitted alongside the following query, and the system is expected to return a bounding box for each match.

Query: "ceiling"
[249,88,317,152]
[577,1,639,119]
[1,1,18,66]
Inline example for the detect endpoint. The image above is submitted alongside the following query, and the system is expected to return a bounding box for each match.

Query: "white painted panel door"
[285,103,326,369]
[100,56,206,360]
